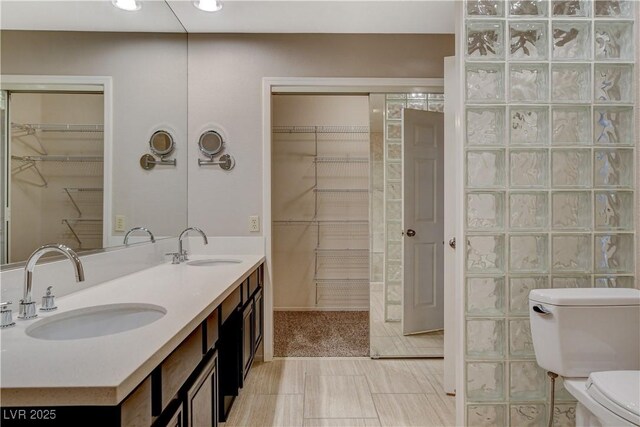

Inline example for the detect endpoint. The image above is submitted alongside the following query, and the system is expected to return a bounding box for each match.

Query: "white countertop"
[0,254,264,406]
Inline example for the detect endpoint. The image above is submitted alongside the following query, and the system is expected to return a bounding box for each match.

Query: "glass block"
[595,21,634,61]
[467,192,505,230]
[385,303,401,321]
[386,122,402,140]
[467,150,506,188]
[553,21,591,60]
[467,63,505,103]
[427,99,444,113]
[510,276,548,315]
[551,64,590,102]
[595,0,634,17]
[552,191,591,229]
[467,277,506,315]
[553,0,591,16]
[510,319,535,357]
[387,241,402,261]
[510,361,547,400]
[594,148,634,187]
[466,319,506,359]
[407,93,427,100]
[595,191,634,230]
[552,235,592,272]
[386,283,401,303]
[386,162,401,181]
[510,234,549,273]
[386,181,401,200]
[594,107,634,145]
[467,107,505,146]
[510,404,546,427]
[467,0,505,16]
[468,405,507,427]
[594,64,634,103]
[386,101,404,120]
[387,143,401,160]
[552,106,591,145]
[467,362,505,402]
[552,275,591,288]
[510,150,549,188]
[595,276,635,288]
[510,106,548,145]
[595,234,634,273]
[467,235,506,273]
[553,404,577,427]
[551,149,592,187]
[509,21,548,60]
[510,64,548,102]
[386,94,406,100]
[406,100,426,110]
[509,192,548,229]
[509,0,548,16]
[467,21,505,60]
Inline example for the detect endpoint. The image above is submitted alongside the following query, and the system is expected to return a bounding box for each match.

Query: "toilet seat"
[587,371,640,426]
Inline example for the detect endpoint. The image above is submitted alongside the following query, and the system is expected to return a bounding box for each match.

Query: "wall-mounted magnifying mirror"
[150,130,175,157]
[198,130,224,158]
[197,129,235,170]
[140,129,177,170]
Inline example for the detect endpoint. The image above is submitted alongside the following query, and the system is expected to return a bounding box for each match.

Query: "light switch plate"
[115,215,126,232]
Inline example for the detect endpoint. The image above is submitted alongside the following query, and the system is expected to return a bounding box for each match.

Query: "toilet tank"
[529,288,640,378]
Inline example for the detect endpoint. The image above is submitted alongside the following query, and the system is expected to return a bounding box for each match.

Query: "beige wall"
[187,33,455,236]
[1,31,188,249]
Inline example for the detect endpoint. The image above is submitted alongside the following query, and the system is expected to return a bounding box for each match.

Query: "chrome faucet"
[19,244,85,320]
[123,226,156,245]
[169,227,208,264]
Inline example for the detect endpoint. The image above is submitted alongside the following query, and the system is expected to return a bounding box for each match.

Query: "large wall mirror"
[0,1,188,266]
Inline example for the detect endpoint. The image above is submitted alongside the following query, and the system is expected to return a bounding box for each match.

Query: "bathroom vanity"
[0,255,264,427]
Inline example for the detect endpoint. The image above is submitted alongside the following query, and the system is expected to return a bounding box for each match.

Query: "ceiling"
[1,0,455,34]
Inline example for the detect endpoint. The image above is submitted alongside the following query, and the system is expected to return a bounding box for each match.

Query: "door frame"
[0,75,113,252]
[261,77,460,367]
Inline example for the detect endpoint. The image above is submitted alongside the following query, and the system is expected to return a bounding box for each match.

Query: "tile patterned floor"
[370,284,444,358]
[221,358,456,427]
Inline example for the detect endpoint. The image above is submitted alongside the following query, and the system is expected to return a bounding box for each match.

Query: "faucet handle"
[166,252,181,264]
[40,286,57,312]
[0,302,16,328]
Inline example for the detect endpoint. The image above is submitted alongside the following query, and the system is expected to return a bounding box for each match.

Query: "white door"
[402,108,444,335]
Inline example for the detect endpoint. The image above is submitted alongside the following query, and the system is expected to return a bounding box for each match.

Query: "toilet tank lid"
[529,288,640,306]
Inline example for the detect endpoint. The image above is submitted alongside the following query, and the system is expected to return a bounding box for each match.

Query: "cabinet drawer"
[160,327,203,411]
[121,376,152,427]
[220,287,241,324]
[248,269,259,297]
[205,308,219,352]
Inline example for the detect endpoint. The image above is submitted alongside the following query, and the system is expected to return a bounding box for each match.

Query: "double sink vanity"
[0,235,265,427]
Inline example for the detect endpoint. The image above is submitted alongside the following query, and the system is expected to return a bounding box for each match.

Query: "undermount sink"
[26,303,166,340]
[186,259,242,267]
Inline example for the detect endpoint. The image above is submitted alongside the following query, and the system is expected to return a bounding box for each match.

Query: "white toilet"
[529,288,640,427]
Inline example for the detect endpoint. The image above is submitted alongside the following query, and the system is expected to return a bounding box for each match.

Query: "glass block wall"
[383,93,444,321]
[463,0,636,425]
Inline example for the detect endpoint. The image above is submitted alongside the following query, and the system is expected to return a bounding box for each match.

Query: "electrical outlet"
[115,215,126,232]
[249,215,260,232]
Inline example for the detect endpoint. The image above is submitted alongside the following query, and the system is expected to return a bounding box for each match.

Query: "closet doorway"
[272,94,371,357]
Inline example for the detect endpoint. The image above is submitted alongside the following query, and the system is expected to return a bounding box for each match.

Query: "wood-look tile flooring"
[370,284,444,358]
[221,358,455,427]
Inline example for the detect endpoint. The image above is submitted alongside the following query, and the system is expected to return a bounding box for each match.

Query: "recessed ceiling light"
[112,0,141,11]
[193,0,223,12]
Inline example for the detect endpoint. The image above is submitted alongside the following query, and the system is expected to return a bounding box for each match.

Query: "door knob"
[449,238,456,249]
[406,229,416,237]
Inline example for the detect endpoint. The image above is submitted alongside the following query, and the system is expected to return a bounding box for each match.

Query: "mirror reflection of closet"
[8,91,104,263]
